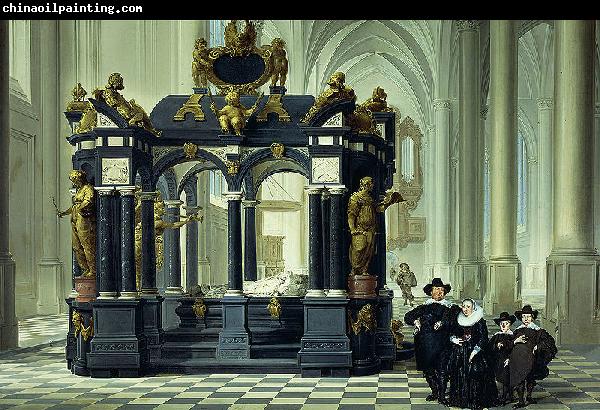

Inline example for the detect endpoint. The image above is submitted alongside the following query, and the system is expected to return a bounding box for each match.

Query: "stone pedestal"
[88,299,148,377]
[375,290,395,370]
[142,296,164,363]
[162,296,181,330]
[75,276,97,303]
[485,258,522,314]
[347,275,377,299]
[298,297,351,377]
[71,301,93,376]
[217,296,250,359]
[454,262,482,300]
[348,298,380,376]
[65,298,77,370]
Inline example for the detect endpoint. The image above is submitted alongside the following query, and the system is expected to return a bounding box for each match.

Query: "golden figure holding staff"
[57,170,97,277]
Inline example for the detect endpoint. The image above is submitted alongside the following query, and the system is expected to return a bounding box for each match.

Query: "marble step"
[151,357,300,374]
[251,343,300,359]
[161,341,218,359]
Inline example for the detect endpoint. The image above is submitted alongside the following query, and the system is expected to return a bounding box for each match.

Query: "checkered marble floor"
[18,314,69,348]
[1,345,600,409]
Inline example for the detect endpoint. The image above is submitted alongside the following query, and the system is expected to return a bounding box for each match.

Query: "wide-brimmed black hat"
[493,311,517,326]
[515,305,538,321]
[423,278,451,296]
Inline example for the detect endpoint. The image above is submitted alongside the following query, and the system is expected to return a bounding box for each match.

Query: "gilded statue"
[210,90,263,136]
[302,71,356,123]
[270,38,288,87]
[66,82,88,112]
[362,86,393,113]
[390,319,404,348]
[57,170,96,277]
[346,104,378,135]
[347,176,403,276]
[95,72,161,136]
[76,102,97,134]
[224,20,257,57]
[348,303,377,335]
[134,194,202,291]
[192,38,210,88]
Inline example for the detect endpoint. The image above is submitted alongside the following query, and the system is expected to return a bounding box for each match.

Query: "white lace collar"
[494,330,514,336]
[423,298,452,307]
[517,322,540,330]
[457,304,484,327]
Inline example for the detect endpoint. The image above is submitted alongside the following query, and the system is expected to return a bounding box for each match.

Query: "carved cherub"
[270,38,288,87]
[210,91,263,136]
[192,38,210,88]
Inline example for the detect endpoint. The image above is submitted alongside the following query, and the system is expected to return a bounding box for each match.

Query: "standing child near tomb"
[488,311,517,405]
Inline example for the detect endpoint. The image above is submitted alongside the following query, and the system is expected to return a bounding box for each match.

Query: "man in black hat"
[404,277,455,404]
[488,311,517,405]
[508,305,557,408]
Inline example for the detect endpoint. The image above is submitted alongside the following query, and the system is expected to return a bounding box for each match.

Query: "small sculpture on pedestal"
[347,176,403,297]
[269,38,288,88]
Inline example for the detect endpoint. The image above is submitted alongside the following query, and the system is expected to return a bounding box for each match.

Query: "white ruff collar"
[494,330,514,336]
[517,323,540,330]
[424,298,452,307]
[457,305,484,327]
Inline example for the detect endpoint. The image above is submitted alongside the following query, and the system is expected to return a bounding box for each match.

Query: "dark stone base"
[375,293,395,366]
[396,341,415,361]
[348,298,380,376]
[269,85,287,95]
[352,356,381,376]
[217,296,250,360]
[143,296,164,364]
[162,294,182,330]
[298,297,352,377]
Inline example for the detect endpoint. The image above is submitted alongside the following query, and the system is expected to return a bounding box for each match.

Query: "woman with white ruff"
[447,298,498,409]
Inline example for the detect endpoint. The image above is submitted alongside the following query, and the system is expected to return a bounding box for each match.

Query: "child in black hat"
[488,311,517,405]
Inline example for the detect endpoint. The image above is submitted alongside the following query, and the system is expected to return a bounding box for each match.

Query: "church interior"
[1,19,600,409]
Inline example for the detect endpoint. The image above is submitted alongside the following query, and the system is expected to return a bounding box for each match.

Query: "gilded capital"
[537,98,553,110]
[456,20,480,32]
[433,99,451,110]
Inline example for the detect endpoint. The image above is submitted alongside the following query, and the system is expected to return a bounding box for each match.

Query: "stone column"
[328,186,347,297]
[36,20,63,314]
[321,190,331,291]
[184,205,200,291]
[594,103,600,251]
[225,192,244,296]
[376,193,387,291]
[243,200,258,281]
[485,20,522,314]
[0,20,18,350]
[140,191,158,296]
[164,200,184,295]
[546,20,599,344]
[197,172,210,283]
[118,186,137,299]
[455,20,483,299]
[306,187,325,297]
[96,187,117,299]
[433,99,451,281]
[537,98,553,289]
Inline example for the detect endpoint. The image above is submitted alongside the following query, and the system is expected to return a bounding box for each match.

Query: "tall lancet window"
[517,132,527,229]
[401,137,415,182]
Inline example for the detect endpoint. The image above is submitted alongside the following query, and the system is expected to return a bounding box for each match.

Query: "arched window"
[517,132,527,229]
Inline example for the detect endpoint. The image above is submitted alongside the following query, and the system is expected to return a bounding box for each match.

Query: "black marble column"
[184,205,200,291]
[306,187,325,297]
[96,187,117,299]
[118,186,137,298]
[328,187,347,297]
[164,200,183,294]
[140,192,158,295]
[321,190,331,291]
[226,192,244,296]
[243,200,258,282]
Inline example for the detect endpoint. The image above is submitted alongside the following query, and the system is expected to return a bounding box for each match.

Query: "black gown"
[488,332,514,386]
[509,324,557,389]
[447,311,498,409]
[404,300,453,372]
